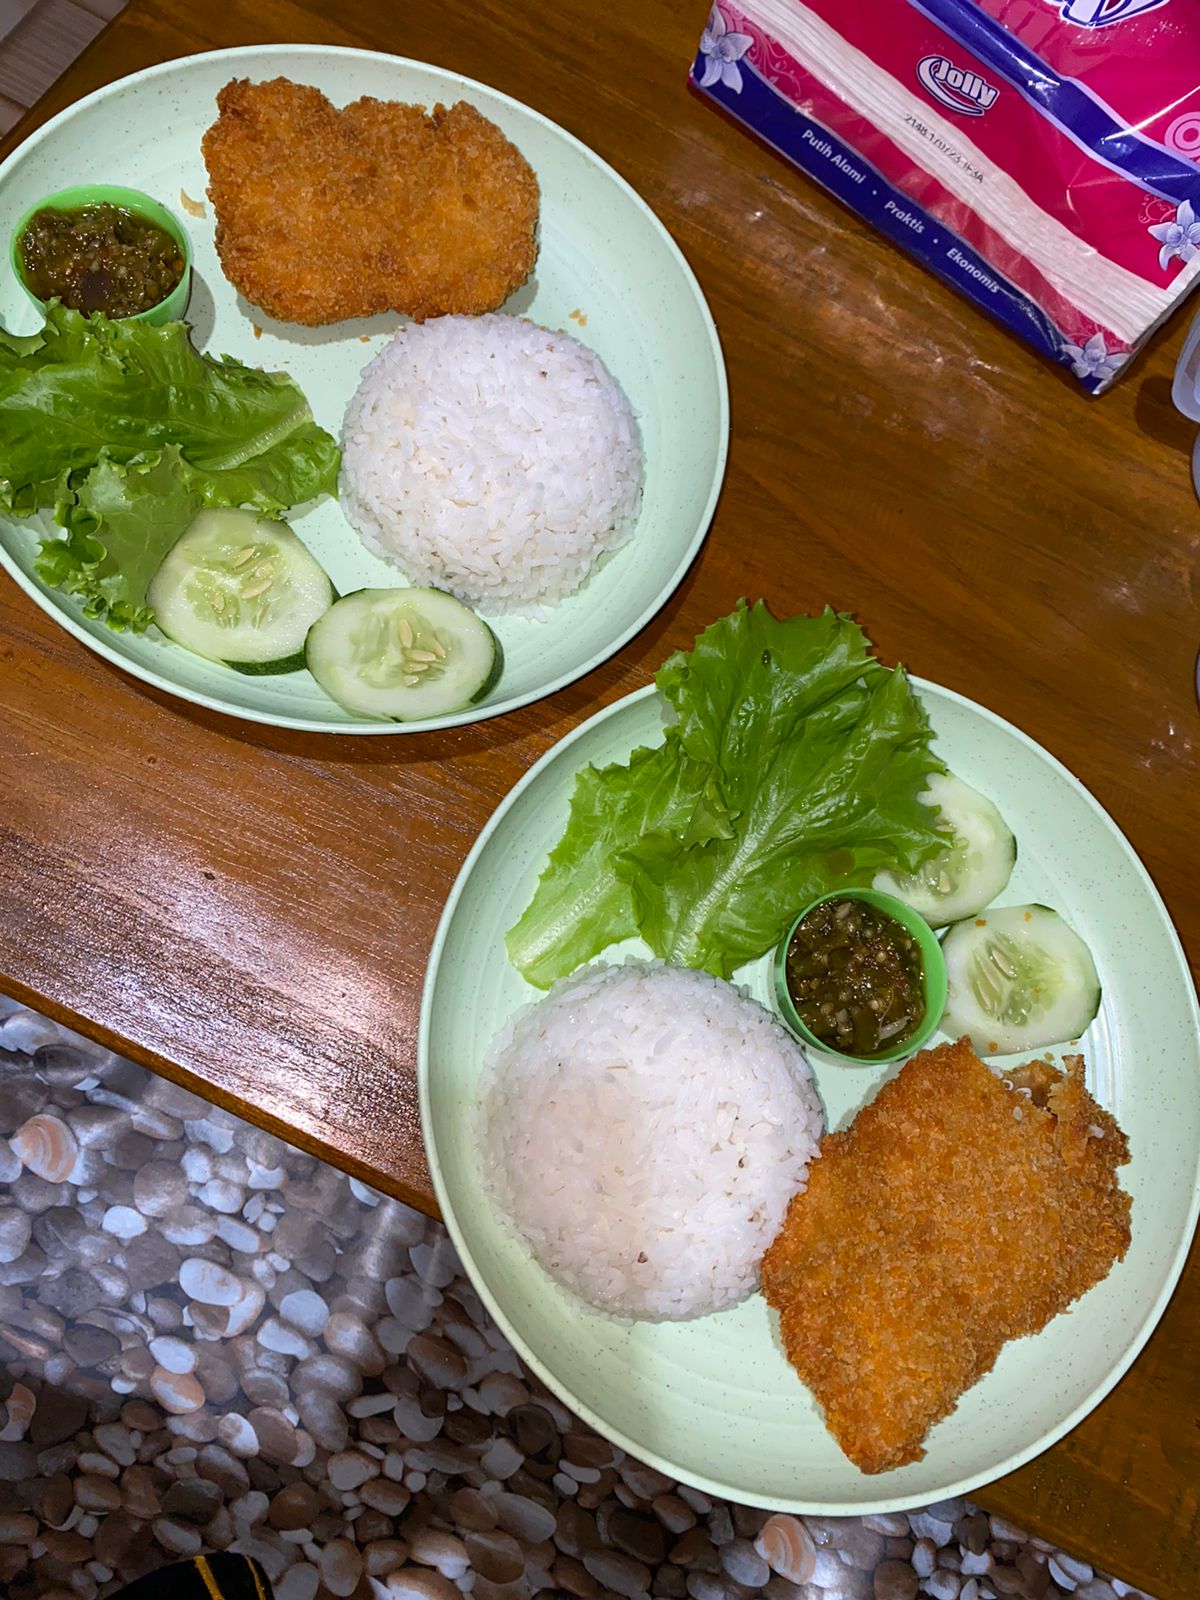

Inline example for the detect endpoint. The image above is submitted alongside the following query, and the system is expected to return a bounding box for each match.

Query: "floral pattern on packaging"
[690,0,1200,390]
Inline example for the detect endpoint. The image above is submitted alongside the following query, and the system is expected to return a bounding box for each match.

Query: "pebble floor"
[0,998,1152,1600]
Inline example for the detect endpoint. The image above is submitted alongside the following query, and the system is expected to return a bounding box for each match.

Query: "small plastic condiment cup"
[773,886,948,1066]
[9,183,193,328]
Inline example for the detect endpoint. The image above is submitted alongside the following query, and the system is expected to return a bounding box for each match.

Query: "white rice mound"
[339,315,644,615]
[478,960,824,1322]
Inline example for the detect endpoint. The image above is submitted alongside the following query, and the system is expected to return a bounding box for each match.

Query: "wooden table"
[1,1,1197,1592]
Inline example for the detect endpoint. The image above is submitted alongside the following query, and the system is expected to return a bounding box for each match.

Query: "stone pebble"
[279,1288,328,1338]
[364,1538,410,1576]
[0,1212,32,1264]
[257,1316,315,1359]
[275,1566,320,1600]
[74,1473,123,1512]
[247,1406,300,1465]
[875,1558,920,1600]
[379,1571,461,1600]
[408,1527,471,1579]
[327,1448,379,1491]
[360,1476,411,1516]
[319,1537,363,1597]
[178,1257,242,1307]
[296,1387,350,1454]
[11,1113,79,1183]
[152,1515,203,1556]
[149,1367,205,1415]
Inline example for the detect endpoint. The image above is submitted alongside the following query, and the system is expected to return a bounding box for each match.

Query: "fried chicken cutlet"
[202,78,540,326]
[761,1038,1131,1474]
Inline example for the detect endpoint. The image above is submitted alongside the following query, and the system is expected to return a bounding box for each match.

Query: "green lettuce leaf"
[0,326,46,363]
[503,739,717,989]
[1,304,340,628]
[506,602,946,986]
[38,449,204,631]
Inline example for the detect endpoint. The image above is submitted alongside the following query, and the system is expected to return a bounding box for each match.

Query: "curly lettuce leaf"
[621,661,944,976]
[657,601,887,828]
[1,304,339,504]
[506,602,946,986]
[1,304,340,628]
[0,326,46,364]
[37,449,203,631]
[504,740,716,989]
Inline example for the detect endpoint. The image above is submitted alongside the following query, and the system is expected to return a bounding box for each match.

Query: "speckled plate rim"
[0,44,729,735]
[418,677,1200,1514]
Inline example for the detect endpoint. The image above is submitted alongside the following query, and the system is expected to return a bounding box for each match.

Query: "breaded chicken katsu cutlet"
[202,78,540,326]
[761,1038,1131,1474]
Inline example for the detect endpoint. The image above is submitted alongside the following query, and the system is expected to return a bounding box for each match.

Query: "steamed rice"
[339,314,644,615]
[478,960,824,1322]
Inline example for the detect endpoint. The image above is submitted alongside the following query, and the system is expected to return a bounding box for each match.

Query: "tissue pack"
[690,0,1200,390]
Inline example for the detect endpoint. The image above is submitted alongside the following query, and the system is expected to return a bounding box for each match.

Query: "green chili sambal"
[19,202,185,319]
[784,895,927,1057]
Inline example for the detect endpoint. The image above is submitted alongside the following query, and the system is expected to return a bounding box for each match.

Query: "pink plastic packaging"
[691,0,1200,390]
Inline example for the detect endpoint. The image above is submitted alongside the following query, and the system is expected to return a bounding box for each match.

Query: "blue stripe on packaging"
[905,0,1200,206]
[689,56,1100,387]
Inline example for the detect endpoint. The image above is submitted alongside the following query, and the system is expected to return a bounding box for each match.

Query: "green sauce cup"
[773,886,948,1066]
[10,183,193,327]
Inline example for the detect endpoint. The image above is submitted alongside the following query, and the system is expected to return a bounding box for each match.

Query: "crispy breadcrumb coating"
[761,1038,1131,1474]
[202,78,540,326]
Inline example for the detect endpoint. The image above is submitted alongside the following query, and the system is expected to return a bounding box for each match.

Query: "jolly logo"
[916,56,999,117]
[1048,0,1168,24]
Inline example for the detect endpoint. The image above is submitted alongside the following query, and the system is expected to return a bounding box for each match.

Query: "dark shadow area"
[232,297,405,350]
[1133,375,1198,461]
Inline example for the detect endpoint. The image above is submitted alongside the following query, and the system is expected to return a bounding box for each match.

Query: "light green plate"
[0,47,727,732]
[420,680,1200,1511]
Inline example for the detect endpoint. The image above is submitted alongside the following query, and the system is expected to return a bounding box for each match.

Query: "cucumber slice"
[874,771,1016,926]
[148,509,333,673]
[941,904,1101,1056]
[306,588,501,720]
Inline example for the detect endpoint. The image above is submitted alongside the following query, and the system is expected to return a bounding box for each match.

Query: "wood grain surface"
[1,1,1198,1591]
